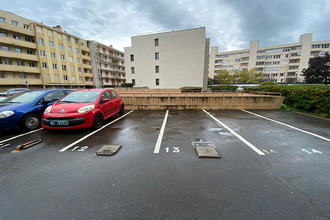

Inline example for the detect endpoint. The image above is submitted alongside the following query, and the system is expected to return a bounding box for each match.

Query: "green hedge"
[121,83,134,87]
[244,85,330,117]
[180,87,202,92]
[210,85,238,91]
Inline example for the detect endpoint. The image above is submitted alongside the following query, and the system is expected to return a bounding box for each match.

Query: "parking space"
[0,110,329,219]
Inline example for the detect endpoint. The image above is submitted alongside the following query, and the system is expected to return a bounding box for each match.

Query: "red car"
[41,89,124,130]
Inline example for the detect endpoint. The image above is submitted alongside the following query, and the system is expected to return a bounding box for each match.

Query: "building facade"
[209,33,330,83]
[125,27,210,90]
[0,10,93,89]
[89,41,125,88]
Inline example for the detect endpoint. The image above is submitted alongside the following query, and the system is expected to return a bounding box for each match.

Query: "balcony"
[81,55,91,61]
[0,78,42,85]
[80,46,90,52]
[0,50,39,61]
[0,36,37,49]
[0,22,35,36]
[0,64,40,73]
[82,64,92,69]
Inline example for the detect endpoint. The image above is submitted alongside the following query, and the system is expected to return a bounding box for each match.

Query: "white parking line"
[59,110,134,152]
[153,110,169,154]
[0,128,43,143]
[203,110,265,155]
[241,109,330,142]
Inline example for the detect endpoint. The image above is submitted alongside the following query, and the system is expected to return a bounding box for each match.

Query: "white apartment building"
[89,41,125,88]
[125,27,210,90]
[209,33,330,83]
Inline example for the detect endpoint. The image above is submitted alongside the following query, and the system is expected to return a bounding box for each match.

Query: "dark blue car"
[0,89,73,132]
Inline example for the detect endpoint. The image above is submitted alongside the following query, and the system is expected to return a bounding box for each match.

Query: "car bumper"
[0,117,19,132]
[41,112,95,130]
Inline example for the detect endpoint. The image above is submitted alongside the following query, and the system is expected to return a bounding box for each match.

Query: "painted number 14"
[165,147,180,153]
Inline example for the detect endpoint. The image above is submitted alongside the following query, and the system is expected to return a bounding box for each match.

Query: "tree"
[302,53,330,84]
[214,69,235,84]
[237,68,263,83]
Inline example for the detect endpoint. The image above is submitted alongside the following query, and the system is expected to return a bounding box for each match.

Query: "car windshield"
[0,91,45,104]
[58,91,101,103]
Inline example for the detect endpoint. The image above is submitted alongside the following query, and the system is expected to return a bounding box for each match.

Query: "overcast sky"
[2,0,330,52]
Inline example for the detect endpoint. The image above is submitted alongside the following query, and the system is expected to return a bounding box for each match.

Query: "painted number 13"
[165,147,180,153]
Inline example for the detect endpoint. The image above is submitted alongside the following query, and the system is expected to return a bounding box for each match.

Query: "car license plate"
[50,120,69,126]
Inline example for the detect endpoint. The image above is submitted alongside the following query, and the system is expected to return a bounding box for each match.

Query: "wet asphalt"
[0,110,329,220]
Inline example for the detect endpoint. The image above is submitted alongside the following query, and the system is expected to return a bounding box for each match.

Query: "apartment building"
[209,33,330,83]
[0,10,93,89]
[125,27,210,90]
[89,41,125,88]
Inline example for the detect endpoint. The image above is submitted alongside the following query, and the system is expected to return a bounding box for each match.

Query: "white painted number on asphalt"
[71,146,89,152]
[302,149,323,155]
[165,147,180,153]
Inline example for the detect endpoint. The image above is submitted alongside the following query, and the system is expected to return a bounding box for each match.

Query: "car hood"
[50,103,95,114]
[0,103,27,112]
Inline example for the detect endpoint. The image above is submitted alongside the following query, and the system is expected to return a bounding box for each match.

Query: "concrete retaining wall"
[119,94,284,110]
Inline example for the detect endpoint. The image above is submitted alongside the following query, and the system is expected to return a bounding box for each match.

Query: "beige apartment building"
[125,27,210,90]
[209,33,330,83]
[0,10,93,89]
[89,41,125,88]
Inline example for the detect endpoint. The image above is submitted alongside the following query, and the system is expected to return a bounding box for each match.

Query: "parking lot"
[0,109,330,219]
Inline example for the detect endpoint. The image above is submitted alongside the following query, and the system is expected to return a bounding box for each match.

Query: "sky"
[1,0,330,52]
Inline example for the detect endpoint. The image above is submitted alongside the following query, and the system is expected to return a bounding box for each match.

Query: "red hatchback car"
[41,89,124,130]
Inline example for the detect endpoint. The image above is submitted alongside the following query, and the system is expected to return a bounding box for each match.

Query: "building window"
[0,31,7,37]
[131,67,135,74]
[72,76,76,81]
[156,79,159,86]
[155,38,159,46]
[257,55,265,59]
[130,54,134,62]
[0,17,5,23]
[273,55,281,59]
[78,67,82,73]
[40,50,46,57]
[24,24,30,29]
[29,62,36,67]
[62,65,66,71]
[265,62,272,65]
[66,36,71,42]
[44,74,50,81]
[38,38,44,45]
[17,60,24,66]
[60,54,65,61]
[19,73,26,79]
[63,75,68,81]
[71,67,74,72]
[0,72,4,78]
[235,59,241,62]
[155,66,159,73]
[42,62,48,69]
[74,38,78,44]
[132,79,135,85]
[15,48,21,53]
[13,34,20,40]
[273,61,280,65]
[12,20,18,26]
[266,55,272,59]
[2,45,9,51]
[68,46,72,52]
[155,52,159,60]
[272,67,279,71]
[59,43,64,50]
[52,64,58,70]
[69,56,73,62]
[79,76,83,82]
[51,52,56,59]
[27,50,33,55]
[4,59,12,65]
[77,58,81,63]
[49,41,54,48]
[76,48,80,54]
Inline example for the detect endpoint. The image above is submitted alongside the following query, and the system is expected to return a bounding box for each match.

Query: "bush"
[121,83,134,87]
[210,85,238,91]
[260,81,278,86]
[244,85,330,117]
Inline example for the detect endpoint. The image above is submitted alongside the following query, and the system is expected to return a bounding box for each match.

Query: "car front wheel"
[92,113,103,129]
[21,114,41,130]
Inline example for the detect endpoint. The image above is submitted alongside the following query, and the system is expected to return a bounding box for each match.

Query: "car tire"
[92,113,103,129]
[119,104,124,116]
[21,114,41,131]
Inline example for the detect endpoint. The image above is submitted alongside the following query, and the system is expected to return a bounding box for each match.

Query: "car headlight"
[0,110,14,118]
[44,106,52,114]
[78,104,95,113]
